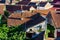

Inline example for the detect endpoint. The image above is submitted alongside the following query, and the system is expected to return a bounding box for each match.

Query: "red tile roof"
[0,5,5,15]
[50,8,60,28]
[7,12,32,26]
[7,17,31,26]
[7,10,46,26]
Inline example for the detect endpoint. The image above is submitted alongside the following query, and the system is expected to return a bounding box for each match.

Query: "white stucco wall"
[37,6,46,10]
[55,29,57,38]
[54,29,60,38]
[5,0,10,5]
[37,2,53,10]
[45,2,53,9]
[31,0,48,2]
[41,21,47,31]
[29,6,36,12]
[57,29,60,32]
[26,20,47,34]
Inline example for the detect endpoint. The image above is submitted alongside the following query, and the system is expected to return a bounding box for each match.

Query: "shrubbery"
[0,14,26,40]
[0,24,26,40]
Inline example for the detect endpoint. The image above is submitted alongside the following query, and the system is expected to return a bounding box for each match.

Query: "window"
[56,12,60,14]
[35,25,42,30]
[56,9,60,11]
[55,8,60,14]
[15,10,22,13]
[21,18,24,20]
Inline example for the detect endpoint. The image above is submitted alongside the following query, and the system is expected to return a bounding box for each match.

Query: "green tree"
[0,14,2,24]
[7,26,26,40]
[0,25,26,40]
[0,24,9,40]
[0,15,27,40]
[4,10,10,18]
[45,24,55,39]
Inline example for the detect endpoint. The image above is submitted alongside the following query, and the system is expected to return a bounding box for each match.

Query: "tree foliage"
[0,14,2,24]
[0,24,26,40]
[0,15,26,40]
[0,24,9,40]
[45,24,55,39]
[4,10,10,18]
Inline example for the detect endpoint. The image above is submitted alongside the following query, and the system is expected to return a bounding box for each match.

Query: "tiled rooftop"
[50,8,60,28]
[0,5,5,15]
[16,1,30,5]
[6,5,37,13]
[7,10,46,26]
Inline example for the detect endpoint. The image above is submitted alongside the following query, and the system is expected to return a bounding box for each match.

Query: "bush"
[4,11,10,18]
[0,14,27,40]
[0,24,26,40]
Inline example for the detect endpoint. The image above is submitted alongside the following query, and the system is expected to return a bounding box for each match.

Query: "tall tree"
[0,14,2,24]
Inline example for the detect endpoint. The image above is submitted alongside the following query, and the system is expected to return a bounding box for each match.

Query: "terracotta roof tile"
[0,5,5,15]
[35,10,49,16]
[22,11,32,17]
[7,10,46,26]
[9,13,22,18]
[20,13,45,28]
[50,8,60,28]
[8,12,32,26]
[7,18,30,26]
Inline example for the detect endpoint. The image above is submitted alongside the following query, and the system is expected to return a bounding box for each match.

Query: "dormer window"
[30,6,36,12]
[56,9,60,11]
[56,12,60,14]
